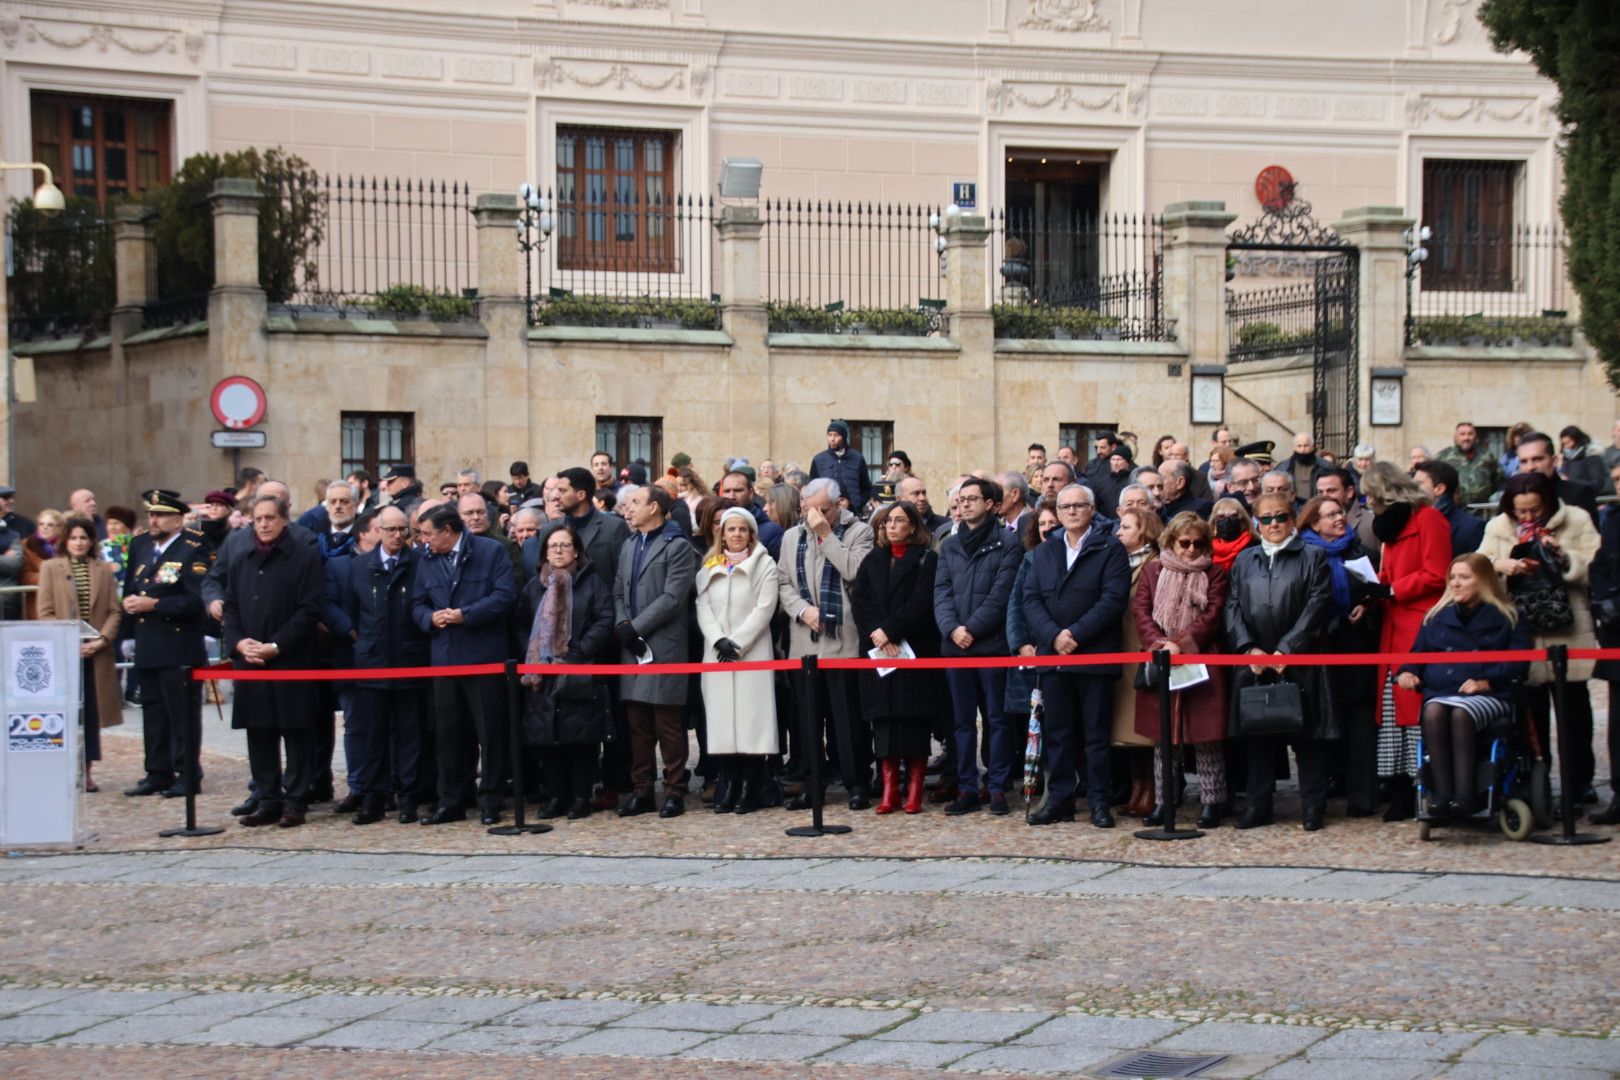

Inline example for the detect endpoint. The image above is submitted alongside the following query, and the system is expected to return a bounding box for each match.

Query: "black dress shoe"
[659,795,685,818]
[352,804,385,825]
[1302,807,1325,832]
[239,807,283,827]
[538,798,566,820]
[481,810,501,826]
[1090,808,1116,829]
[1027,800,1076,826]
[420,807,467,825]
[987,792,1010,816]
[784,791,816,811]
[618,794,657,817]
[277,807,307,828]
[1142,804,1164,827]
[566,797,592,820]
[847,786,871,811]
[1589,794,1620,826]
[1196,804,1222,829]
[159,784,199,799]
[395,802,417,825]
[231,798,260,817]
[1235,807,1274,830]
[332,793,364,814]
[944,792,981,816]
[124,779,165,797]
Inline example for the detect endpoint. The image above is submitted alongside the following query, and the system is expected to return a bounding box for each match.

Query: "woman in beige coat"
[696,507,783,813]
[1479,470,1600,796]
[35,515,122,791]
[1111,507,1161,816]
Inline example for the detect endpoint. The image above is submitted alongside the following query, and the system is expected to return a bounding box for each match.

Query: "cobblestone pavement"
[1,847,1617,1078]
[3,707,1614,1077]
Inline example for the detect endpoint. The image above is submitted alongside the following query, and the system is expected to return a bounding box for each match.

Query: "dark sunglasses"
[1256,513,1291,526]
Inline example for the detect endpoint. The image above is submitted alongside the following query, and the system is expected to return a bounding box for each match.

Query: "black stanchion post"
[159,667,223,838]
[787,655,850,838]
[1531,644,1609,846]
[491,659,551,836]
[1135,650,1202,842]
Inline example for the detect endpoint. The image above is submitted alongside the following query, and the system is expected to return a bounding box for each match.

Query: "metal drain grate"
[1095,1050,1229,1078]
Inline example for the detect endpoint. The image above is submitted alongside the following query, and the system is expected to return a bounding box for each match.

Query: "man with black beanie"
[810,419,873,513]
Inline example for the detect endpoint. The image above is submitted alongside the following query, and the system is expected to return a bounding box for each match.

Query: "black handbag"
[1507,541,1575,634]
[1234,677,1305,736]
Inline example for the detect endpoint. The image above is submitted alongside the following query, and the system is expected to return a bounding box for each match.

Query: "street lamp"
[1402,224,1431,346]
[515,182,555,322]
[0,161,66,486]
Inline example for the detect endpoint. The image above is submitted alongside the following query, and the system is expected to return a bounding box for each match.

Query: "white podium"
[1,620,84,847]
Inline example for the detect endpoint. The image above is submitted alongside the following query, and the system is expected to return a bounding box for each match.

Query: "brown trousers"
[627,702,688,798]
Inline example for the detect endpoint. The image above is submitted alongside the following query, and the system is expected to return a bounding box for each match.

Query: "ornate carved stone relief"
[1019,0,1109,33]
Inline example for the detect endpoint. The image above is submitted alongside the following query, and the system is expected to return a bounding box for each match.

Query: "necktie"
[382,556,395,572]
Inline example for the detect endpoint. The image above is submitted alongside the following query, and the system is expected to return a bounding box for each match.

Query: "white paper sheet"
[1343,555,1380,584]
[868,640,916,678]
[1168,663,1210,692]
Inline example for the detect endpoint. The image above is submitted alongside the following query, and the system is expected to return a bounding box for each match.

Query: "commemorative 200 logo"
[15,645,51,694]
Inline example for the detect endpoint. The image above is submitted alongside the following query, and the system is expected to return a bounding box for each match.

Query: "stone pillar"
[112,204,156,336]
[474,193,530,474]
[1161,201,1237,365]
[1336,206,1413,453]
[716,205,770,461]
[207,179,269,431]
[942,213,996,473]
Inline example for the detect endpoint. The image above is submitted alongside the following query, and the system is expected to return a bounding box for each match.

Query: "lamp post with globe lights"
[0,161,66,484]
[515,182,555,322]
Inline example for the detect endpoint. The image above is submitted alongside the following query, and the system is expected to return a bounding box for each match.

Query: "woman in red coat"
[1362,462,1453,820]
[1132,513,1230,828]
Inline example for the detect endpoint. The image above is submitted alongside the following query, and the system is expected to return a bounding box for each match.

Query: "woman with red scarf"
[1362,462,1452,821]
[1210,497,1255,573]
[1132,513,1230,827]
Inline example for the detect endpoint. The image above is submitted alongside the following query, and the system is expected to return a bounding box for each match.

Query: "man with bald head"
[458,491,524,585]
[68,488,107,539]
[898,475,949,536]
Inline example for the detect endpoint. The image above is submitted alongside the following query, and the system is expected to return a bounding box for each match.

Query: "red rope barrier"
[189,647,1598,682]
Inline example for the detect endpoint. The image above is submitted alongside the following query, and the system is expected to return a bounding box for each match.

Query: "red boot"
[904,758,928,814]
[875,757,902,814]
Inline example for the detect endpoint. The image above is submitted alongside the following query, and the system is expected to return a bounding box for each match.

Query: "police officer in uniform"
[121,489,213,796]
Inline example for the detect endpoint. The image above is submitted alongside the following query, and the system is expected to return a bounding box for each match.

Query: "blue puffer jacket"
[809,447,873,511]
[1398,602,1533,703]
[933,520,1023,656]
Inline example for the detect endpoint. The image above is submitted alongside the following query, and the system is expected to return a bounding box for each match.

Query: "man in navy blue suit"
[411,504,517,826]
[1022,484,1132,829]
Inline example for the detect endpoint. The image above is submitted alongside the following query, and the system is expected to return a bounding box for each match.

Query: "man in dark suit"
[321,508,378,816]
[1022,483,1132,828]
[1517,431,1599,520]
[1413,460,1486,557]
[1159,461,1214,520]
[412,504,517,826]
[526,467,631,578]
[337,505,433,824]
[222,495,325,828]
[121,489,214,797]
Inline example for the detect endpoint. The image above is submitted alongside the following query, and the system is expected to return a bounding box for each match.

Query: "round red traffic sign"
[210,376,267,430]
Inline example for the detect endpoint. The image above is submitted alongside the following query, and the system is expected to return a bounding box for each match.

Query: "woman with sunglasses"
[1132,513,1230,826]
[1297,494,1384,818]
[1223,491,1337,830]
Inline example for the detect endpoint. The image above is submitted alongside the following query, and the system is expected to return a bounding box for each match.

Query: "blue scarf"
[795,519,848,642]
[1301,527,1354,618]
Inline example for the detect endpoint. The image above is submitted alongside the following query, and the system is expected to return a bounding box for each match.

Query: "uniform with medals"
[122,489,213,796]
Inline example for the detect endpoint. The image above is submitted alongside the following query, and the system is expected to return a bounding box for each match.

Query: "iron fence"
[1226,282,1317,362]
[761,200,941,317]
[141,293,209,330]
[5,213,115,341]
[989,209,1166,341]
[1406,223,1572,346]
[525,191,716,327]
[264,171,476,310]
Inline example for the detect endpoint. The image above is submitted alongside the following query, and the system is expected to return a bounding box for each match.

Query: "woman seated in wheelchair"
[1395,553,1532,820]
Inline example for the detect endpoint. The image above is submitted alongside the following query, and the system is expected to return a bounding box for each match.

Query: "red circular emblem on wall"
[1255,166,1295,211]
[210,376,267,430]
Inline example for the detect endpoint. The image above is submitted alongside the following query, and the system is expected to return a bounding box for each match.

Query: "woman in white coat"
[696,506,783,813]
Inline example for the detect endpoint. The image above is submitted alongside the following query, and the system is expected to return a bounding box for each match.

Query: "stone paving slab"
[1394,874,1536,906]
[1258,1059,1440,1080]
[14,989,186,1015]
[1062,864,1217,895]
[946,1043,1118,1073]
[1510,879,1620,910]
[612,1001,780,1032]
[0,989,86,1016]
[495,999,644,1027]
[1166,866,1333,898]
[57,1014,216,1045]
[857,862,1000,893]
[302,1018,466,1050]
[370,995,524,1023]
[256,995,410,1020]
[951,861,1121,894]
[1305,1028,1483,1060]
[427,1022,594,1054]
[875,1010,1046,1044]
[547,1027,716,1057]
[1458,1032,1620,1070]
[137,991,310,1017]
[681,1032,849,1061]
[1278,870,1437,902]
[740,1005,909,1037]
[0,1014,100,1043]
[1012,1013,1185,1048]
[1156,1021,1332,1054]
[169,1014,341,1046]
[1439,1065,1615,1080]
[817,1038,989,1068]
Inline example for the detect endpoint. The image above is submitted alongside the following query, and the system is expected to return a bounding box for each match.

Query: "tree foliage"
[1480,0,1620,383]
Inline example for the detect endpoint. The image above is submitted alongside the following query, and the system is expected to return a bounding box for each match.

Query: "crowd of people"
[5,414,1619,834]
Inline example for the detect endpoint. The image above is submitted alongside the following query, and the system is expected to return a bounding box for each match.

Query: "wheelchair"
[1415,706,1552,842]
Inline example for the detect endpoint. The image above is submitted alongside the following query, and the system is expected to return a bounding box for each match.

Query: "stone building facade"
[1,0,1613,505]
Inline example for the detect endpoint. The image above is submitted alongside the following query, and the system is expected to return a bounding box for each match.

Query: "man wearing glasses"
[1023,484,1132,827]
[342,506,433,824]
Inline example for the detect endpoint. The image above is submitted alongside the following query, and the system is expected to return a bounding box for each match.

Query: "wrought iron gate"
[1226,183,1359,455]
